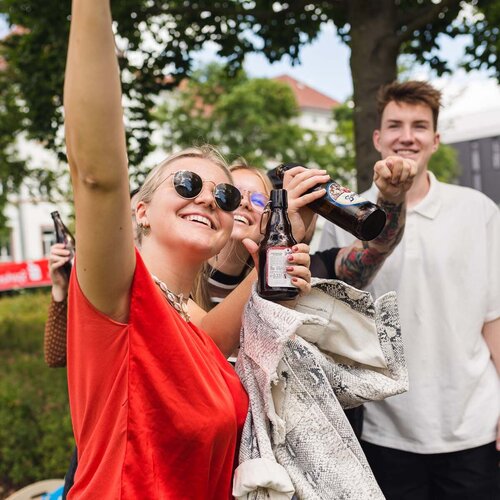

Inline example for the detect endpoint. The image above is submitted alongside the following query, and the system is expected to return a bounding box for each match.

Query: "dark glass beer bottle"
[51,211,76,280]
[272,163,387,241]
[257,189,299,301]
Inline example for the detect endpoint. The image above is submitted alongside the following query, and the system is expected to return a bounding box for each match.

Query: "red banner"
[0,259,52,292]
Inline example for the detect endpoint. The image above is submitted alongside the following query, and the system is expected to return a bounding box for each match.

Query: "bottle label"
[266,247,293,288]
[326,182,367,206]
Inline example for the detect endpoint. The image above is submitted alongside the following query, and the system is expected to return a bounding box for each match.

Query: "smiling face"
[231,169,270,243]
[373,101,440,177]
[136,156,235,261]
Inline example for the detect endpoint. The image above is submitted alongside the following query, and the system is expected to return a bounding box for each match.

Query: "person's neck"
[209,239,249,277]
[406,168,431,209]
[140,242,200,297]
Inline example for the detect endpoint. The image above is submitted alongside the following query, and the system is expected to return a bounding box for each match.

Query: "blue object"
[41,485,64,500]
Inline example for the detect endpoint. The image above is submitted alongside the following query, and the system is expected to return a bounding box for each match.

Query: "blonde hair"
[191,263,213,312]
[229,158,273,196]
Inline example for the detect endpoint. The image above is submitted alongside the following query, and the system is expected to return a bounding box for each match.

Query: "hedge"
[0,290,73,498]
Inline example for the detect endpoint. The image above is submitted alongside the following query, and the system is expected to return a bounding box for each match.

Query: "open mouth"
[182,214,213,229]
[234,214,250,225]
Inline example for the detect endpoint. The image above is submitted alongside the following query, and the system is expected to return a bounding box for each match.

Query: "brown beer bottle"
[272,163,387,241]
[51,211,76,280]
[257,189,299,301]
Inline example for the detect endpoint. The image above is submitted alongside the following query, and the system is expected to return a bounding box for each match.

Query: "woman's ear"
[135,200,148,225]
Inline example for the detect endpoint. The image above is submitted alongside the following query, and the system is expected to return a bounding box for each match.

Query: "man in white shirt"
[319,80,500,499]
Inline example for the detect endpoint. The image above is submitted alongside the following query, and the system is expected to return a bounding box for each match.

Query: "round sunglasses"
[237,188,269,212]
[169,170,241,212]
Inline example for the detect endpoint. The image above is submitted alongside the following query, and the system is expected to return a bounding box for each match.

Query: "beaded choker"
[152,275,190,322]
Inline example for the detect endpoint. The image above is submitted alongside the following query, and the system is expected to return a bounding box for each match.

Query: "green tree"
[428,142,460,183]
[1,0,498,219]
[156,63,352,181]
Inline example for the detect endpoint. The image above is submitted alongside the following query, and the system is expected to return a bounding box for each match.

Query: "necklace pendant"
[152,275,190,322]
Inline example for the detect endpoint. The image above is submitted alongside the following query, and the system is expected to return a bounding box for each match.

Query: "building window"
[472,173,482,191]
[0,229,12,262]
[492,138,500,170]
[470,141,481,172]
[41,227,56,257]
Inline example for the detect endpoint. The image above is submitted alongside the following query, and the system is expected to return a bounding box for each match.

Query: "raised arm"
[335,156,416,289]
[64,0,135,320]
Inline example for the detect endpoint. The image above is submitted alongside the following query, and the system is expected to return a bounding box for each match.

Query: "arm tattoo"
[336,199,405,289]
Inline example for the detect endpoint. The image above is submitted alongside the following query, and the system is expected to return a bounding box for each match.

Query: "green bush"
[0,291,73,497]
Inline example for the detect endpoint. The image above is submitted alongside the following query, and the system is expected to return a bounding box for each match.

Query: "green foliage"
[0,291,73,495]
[428,143,460,183]
[156,63,352,181]
[330,102,356,174]
[1,0,498,214]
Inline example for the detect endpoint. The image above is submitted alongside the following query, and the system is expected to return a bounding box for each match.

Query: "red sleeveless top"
[67,251,248,499]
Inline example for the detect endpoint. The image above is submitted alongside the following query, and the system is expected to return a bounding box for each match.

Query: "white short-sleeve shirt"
[319,171,500,453]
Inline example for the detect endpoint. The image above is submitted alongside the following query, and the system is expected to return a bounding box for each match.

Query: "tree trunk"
[348,0,399,192]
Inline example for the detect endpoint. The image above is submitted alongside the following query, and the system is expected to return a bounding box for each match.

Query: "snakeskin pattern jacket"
[233,279,408,500]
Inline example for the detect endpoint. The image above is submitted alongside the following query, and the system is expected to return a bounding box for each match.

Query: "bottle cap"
[280,163,304,179]
[270,189,288,209]
[267,168,283,190]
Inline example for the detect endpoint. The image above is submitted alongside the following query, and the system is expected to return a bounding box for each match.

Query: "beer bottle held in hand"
[273,163,387,241]
[257,189,299,301]
[51,211,76,280]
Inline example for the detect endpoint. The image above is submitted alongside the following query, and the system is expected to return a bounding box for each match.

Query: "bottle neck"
[263,206,295,244]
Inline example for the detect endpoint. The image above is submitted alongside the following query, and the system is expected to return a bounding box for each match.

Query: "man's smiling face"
[373,101,440,177]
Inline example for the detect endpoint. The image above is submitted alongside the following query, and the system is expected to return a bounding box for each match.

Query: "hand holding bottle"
[280,166,330,242]
[374,156,417,204]
[256,189,313,300]
[48,243,72,302]
[244,238,312,301]
[51,211,76,280]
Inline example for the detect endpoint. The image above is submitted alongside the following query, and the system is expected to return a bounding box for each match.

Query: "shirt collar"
[410,171,441,219]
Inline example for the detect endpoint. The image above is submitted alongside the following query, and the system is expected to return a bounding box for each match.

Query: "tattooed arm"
[335,156,417,289]
[335,199,405,288]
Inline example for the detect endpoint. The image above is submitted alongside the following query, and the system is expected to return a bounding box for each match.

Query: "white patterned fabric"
[233,279,408,500]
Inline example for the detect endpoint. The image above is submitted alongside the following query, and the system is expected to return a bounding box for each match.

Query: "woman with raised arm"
[63,2,311,499]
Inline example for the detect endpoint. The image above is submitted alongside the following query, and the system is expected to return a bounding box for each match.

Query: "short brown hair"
[377,80,442,130]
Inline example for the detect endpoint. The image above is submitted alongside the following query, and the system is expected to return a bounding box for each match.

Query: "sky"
[2,15,500,118]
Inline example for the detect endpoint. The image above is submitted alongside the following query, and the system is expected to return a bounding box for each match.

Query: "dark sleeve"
[310,247,341,280]
[44,296,68,368]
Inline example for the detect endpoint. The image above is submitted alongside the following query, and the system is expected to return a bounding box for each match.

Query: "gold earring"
[138,222,151,236]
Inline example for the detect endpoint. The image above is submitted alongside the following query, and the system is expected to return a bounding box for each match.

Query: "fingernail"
[287,255,294,261]
[292,277,298,283]
[286,266,294,272]
[292,246,298,252]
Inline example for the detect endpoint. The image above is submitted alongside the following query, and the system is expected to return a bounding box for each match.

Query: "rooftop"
[273,74,340,111]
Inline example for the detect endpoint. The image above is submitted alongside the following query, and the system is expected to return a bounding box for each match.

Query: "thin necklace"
[152,275,190,322]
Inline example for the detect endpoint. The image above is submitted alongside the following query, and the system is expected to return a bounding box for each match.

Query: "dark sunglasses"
[170,170,241,212]
[237,188,269,212]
